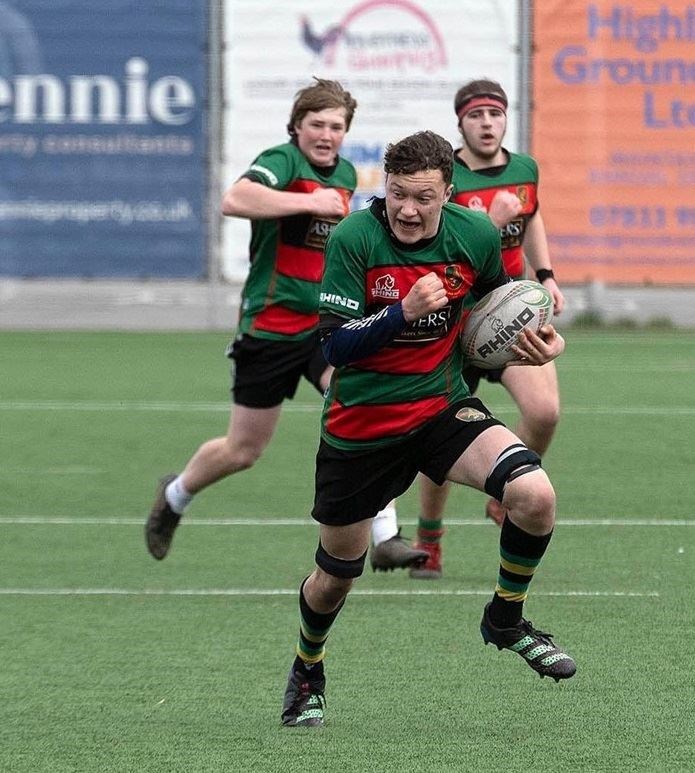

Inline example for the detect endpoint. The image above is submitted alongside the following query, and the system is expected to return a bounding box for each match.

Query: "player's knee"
[484,443,542,503]
[314,542,366,603]
[315,542,367,579]
[507,474,555,521]
[233,449,261,471]
[313,570,355,606]
[526,400,560,436]
[224,437,265,471]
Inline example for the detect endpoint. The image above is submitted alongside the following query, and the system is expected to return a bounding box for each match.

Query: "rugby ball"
[461,280,554,369]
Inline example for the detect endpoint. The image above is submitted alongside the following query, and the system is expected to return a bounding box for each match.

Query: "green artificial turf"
[1,329,694,771]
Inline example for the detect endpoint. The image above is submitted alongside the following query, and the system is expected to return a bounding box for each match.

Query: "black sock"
[294,577,345,668]
[489,516,552,628]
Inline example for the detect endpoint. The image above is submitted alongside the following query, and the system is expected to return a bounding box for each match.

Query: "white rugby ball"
[461,280,554,369]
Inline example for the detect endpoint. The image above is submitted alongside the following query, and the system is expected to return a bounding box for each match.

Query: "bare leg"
[445,424,555,536]
[145,402,284,559]
[486,362,560,524]
[416,363,559,529]
[304,520,373,612]
[500,361,560,455]
[180,403,282,493]
[419,475,450,520]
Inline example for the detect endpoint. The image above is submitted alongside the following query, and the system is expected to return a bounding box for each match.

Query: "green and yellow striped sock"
[295,578,344,667]
[490,517,552,628]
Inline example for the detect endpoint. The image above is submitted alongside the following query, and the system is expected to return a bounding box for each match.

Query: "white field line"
[0,587,659,598]
[0,517,692,526]
[1,400,695,416]
[2,467,101,475]
[0,518,674,599]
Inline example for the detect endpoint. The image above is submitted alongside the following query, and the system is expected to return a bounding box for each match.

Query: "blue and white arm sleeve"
[320,303,407,367]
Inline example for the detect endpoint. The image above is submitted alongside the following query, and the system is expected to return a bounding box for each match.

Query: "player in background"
[280,130,574,727]
[144,77,426,571]
[402,78,565,579]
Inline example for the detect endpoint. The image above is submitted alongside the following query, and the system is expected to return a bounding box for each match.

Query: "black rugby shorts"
[462,363,505,395]
[227,332,328,408]
[312,398,504,525]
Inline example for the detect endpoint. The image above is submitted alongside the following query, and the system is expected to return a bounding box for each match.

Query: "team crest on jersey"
[455,406,488,422]
[372,273,399,300]
[444,264,464,294]
[516,185,529,206]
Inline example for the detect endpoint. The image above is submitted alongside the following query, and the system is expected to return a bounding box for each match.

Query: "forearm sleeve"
[320,304,407,367]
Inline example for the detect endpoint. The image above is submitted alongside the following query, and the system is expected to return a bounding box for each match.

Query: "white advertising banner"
[221,0,519,279]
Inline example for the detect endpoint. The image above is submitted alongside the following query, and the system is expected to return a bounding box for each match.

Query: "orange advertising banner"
[532,1,695,284]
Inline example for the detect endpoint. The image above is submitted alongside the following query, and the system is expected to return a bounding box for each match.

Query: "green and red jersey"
[237,141,357,341]
[452,150,539,280]
[318,199,503,451]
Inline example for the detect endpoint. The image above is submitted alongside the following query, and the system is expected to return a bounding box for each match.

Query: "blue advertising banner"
[0,1,207,277]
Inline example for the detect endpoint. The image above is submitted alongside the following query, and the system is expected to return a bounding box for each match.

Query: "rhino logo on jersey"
[373,273,399,300]
[467,195,486,212]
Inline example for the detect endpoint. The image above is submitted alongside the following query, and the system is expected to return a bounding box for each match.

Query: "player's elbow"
[321,333,352,369]
[321,341,345,368]
[221,180,252,217]
[221,190,239,217]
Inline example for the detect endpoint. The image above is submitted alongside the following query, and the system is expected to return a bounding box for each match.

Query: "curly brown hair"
[287,78,357,136]
[383,131,453,185]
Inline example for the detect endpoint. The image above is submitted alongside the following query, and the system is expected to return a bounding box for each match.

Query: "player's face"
[459,106,507,162]
[384,170,453,244]
[294,107,348,166]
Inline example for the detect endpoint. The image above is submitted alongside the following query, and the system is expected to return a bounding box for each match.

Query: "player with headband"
[371,79,565,580]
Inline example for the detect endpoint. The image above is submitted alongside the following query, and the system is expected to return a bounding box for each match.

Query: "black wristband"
[535,268,555,283]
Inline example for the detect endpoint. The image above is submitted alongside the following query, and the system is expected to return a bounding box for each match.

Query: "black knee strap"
[484,443,541,502]
[315,542,367,579]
